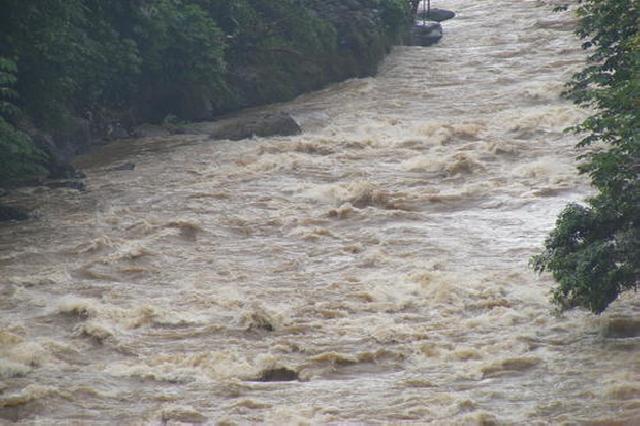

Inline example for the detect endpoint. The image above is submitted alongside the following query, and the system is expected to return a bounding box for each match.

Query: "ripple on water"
[1,0,639,423]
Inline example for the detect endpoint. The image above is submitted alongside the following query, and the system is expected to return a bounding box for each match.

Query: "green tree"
[131,0,228,120]
[219,0,338,108]
[0,0,410,186]
[532,0,640,314]
[0,57,45,183]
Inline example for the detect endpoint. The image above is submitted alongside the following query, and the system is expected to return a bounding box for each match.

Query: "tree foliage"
[532,0,640,314]
[0,0,410,185]
[0,57,46,183]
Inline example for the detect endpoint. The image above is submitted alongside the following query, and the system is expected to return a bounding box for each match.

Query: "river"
[1,0,639,424]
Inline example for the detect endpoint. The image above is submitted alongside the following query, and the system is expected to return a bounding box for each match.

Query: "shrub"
[532,0,640,314]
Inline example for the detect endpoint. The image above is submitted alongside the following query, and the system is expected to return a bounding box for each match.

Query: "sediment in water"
[1,0,638,424]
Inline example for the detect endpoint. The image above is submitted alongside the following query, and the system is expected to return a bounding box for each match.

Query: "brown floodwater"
[1,0,639,424]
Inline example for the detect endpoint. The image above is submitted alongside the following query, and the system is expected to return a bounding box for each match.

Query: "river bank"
[0,0,410,191]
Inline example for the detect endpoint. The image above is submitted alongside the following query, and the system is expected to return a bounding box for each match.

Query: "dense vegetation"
[0,0,410,185]
[532,0,640,314]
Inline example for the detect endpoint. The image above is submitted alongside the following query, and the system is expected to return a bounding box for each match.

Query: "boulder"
[182,112,302,141]
[417,8,455,22]
[407,22,443,46]
[257,367,299,382]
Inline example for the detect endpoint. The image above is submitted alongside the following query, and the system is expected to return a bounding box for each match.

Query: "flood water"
[1,0,639,424]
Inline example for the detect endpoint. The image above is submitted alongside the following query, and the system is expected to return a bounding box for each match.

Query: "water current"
[1,0,639,423]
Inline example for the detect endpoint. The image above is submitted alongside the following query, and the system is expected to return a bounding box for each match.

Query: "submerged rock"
[182,112,302,141]
[257,367,299,382]
[408,22,443,47]
[417,8,455,22]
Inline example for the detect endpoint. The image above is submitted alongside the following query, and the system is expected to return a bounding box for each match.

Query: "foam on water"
[1,0,639,423]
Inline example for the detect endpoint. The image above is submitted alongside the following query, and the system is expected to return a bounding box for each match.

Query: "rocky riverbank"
[0,1,416,221]
[38,1,409,180]
[0,0,411,199]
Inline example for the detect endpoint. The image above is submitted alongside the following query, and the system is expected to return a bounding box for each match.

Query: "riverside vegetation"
[0,0,410,184]
[532,0,640,314]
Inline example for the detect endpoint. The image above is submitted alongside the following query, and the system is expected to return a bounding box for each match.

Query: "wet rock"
[209,112,302,140]
[257,367,299,382]
[183,112,302,141]
[417,8,455,22]
[407,22,443,46]
[0,204,28,222]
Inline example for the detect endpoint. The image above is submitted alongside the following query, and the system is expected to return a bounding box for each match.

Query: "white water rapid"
[1,0,639,423]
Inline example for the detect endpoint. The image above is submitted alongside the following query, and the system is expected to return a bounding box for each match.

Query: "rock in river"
[417,8,456,22]
[408,22,443,47]
[181,111,302,141]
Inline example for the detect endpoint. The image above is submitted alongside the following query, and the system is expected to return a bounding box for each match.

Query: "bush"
[0,0,411,186]
[532,0,640,314]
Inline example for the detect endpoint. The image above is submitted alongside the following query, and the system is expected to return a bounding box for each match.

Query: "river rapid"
[2,0,639,424]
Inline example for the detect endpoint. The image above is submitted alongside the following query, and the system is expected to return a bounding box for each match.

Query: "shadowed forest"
[0,0,409,183]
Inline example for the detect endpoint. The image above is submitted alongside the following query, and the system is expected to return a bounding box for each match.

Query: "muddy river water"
[1,0,639,424]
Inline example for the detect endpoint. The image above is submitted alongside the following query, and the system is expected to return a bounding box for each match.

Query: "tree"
[531,0,640,314]
[0,0,411,186]
[0,57,45,183]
